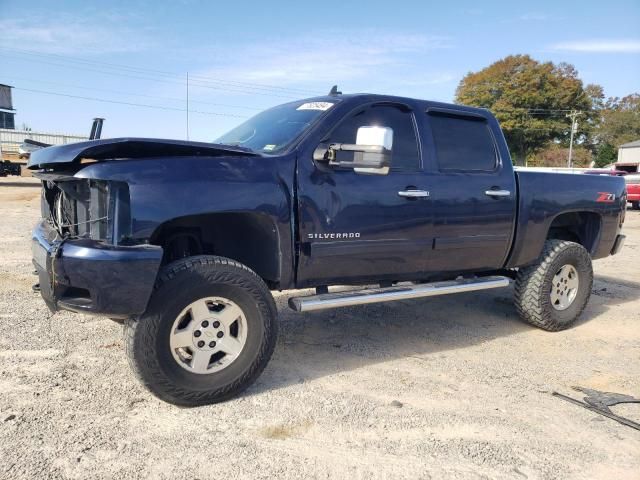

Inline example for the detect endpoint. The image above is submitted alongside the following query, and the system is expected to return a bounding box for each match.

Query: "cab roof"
[298,93,494,118]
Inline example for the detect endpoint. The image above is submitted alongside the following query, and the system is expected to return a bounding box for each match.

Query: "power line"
[189,73,316,96]
[4,48,595,112]
[11,87,584,131]
[489,107,585,114]
[502,127,577,132]
[468,103,586,115]
[0,47,305,94]
[0,47,319,96]
[2,74,264,111]
[0,53,299,99]
[13,87,249,118]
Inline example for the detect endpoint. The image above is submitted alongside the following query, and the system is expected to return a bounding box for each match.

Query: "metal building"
[0,129,88,156]
[616,140,640,173]
[0,84,16,130]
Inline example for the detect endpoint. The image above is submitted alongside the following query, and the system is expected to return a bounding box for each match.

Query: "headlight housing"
[42,178,131,244]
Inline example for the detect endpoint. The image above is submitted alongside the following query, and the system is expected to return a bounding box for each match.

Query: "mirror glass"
[354,126,393,175]
[356,126,393,149]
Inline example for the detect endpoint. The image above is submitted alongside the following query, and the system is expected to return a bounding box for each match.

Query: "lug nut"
[197,340,205,348]
[216,331,224,338]
[201,321,209,328]
[194,330,201,337]
[209,341,216,348]
[212,321,220,328]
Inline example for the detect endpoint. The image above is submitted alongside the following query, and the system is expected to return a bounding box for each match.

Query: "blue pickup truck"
[29,92,627,405]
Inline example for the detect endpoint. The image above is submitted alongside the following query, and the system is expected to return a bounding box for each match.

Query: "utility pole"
[186,72,190,140]
[566,110,582,168]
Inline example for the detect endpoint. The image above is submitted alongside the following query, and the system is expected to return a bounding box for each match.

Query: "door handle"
[485,189,511,197]
[398,190,430,198]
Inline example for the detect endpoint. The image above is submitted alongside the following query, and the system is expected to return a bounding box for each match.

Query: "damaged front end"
[40,174,129,244]
[29,137,257,318]
[32,172,162,318]
[42,176,108,241]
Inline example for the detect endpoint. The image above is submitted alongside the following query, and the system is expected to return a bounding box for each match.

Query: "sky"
[0,0,639,141]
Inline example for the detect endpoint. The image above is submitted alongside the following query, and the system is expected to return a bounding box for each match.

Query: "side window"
[428,112,497,171]
[326,105,420,170]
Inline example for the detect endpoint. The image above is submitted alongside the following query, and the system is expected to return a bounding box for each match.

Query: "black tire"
[514,240,593,331]
[631,201,640,210]
[124,255,278,406]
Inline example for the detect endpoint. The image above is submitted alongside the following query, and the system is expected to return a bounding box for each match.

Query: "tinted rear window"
[429,113,496,171]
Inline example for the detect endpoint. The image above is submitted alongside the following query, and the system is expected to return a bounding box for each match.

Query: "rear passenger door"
[422,109,517,273]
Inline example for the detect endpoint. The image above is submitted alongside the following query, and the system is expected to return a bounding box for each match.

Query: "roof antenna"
[328,85,341,96]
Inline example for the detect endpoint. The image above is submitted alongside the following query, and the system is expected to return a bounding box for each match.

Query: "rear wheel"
[631,201,640,210]
[514,240,593,331]
[124,255,278,406]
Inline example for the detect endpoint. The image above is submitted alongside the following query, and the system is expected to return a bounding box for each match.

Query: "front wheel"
[124,255,278,406]
[514,240,593,331]
[631,201,640,210]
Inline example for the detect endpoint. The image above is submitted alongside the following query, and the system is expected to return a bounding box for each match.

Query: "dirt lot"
[0,176,638,480]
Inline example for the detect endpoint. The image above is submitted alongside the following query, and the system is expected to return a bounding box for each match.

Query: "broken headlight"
[43,179,131,244]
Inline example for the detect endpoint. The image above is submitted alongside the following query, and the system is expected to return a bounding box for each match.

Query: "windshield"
[215,100,336,154]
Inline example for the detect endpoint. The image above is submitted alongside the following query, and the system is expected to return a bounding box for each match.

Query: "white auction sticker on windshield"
[296,102,334,111]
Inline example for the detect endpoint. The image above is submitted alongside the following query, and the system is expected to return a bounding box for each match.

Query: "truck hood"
[28,137,259,169]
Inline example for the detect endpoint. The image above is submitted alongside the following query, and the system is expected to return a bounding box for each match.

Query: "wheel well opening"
[547,211,601,254]
[150,212,281,287]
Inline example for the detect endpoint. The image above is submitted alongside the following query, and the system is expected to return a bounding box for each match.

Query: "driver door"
[296,103,433,287]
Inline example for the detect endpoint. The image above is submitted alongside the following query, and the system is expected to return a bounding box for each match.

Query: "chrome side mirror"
[314,126,393,175]
[353,126,392,175]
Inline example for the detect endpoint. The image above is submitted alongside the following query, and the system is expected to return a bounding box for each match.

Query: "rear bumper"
[32,221,163,317]
[611,234,626,256]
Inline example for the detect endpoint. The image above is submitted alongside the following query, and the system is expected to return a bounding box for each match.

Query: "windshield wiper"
[214,142,255,153]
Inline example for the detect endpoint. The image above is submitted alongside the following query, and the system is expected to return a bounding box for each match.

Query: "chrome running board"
[288,276,510,312]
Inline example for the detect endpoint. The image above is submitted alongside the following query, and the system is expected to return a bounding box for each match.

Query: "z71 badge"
[596,192,616,203]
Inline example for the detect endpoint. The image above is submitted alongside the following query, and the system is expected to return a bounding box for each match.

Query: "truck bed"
[507,170,626,268]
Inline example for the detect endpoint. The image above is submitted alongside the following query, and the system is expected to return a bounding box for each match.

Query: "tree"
[584,84,605,111]
[594,143,617,167]
[455,55,594,165]
[594,94,640,148]
[528,144,592,168]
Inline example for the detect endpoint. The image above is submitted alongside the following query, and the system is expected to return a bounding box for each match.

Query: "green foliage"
[593,94,640,149]
[455,55,593,165]
[528,144,592,168]
[594,143,617,167]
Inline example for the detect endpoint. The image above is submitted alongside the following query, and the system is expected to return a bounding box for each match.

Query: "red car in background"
[625,174,640,210]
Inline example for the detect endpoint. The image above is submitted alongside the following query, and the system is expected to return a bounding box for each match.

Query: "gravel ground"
[0,176,638,480]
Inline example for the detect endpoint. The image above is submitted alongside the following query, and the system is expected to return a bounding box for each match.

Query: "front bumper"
[32,221,163,317]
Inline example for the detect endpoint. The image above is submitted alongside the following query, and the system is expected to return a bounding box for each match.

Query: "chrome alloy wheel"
[550,264,579,311]
[169,297,248,374]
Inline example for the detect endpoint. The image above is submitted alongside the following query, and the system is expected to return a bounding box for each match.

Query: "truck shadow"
[250,274,640,395]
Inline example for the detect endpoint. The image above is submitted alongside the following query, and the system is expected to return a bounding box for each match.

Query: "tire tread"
[514,240,592,332]
[124,255,277,406]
